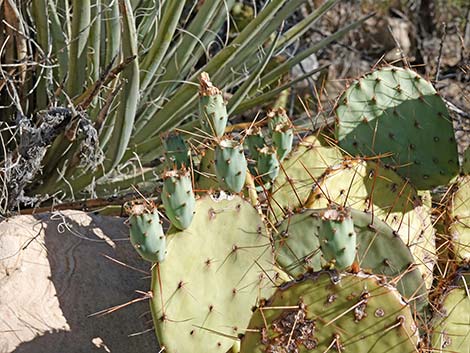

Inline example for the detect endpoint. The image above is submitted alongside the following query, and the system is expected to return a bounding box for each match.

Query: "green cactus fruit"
[126,202,166,263]
[196,147,219,192]
[267,108,294,161]
[256,146,279,183]
[240,271,419,353]
[274,208,427,313]
[150,194,275,353]
[335,66,459,189]
[199,72,228,137]
[305,158,435,288]
[448,175,470,263]
[269,135,342,220]
[431,288,470,352]
[215,139,247,193]
[463,146,470,174]
[161,168,196,230]
[244,126,265,160]
[162,130,190,168]
[318,206,356,269]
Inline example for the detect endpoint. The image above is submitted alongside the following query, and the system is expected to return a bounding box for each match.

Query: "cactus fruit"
[215,139,247,193]
[431,287,470,352]
[256,146,279,183]
[199,72,228,138]
[318,206,356,269]
[162,131,190,168]
[126,202,166,263]
[335,66,459,189]
[240,271,419,353]
[161,168,196,230]
[448,176,470,263]
[150,194,274,353]
[196,147,219,192]
[305,158,435,287]
[274,208,427,312]
[269,135,342,220]
[267,108,294,161]
[244,126,265,160]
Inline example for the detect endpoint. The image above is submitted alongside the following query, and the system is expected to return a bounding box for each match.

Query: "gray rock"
[0,211,158,353]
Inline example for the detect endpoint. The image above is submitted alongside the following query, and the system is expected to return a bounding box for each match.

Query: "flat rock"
[0,210,158,353]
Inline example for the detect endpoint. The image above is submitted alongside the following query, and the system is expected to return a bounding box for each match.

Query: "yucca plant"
[0,0,372,212]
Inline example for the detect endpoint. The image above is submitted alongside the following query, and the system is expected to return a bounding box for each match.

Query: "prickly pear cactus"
[162,131,190,168]
[305,158,435,287]
[274,208,427,312]
[256,146,279,183]
[318,206,356,269]
[215,139,247,193]
[161,168,195,230]
[150,194,275,353]
[431,287,470,352]
[267,108,294,161]
[269,135,342,220]
[126,202,166,263]
[240,271,419,353]
[199,72,228,137]
[196,147,218,192]
[335,66,459,189]
[245,126,265,160]
[448,175,470,263]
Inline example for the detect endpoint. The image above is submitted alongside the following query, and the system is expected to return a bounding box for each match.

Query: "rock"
[0,211,158,353]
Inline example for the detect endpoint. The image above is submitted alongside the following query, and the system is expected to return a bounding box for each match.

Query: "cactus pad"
[245,126,265,160]
[150,194,274,353]
[267,108,294,161]
[463,146,470,175]
[199,72,228,137]
[448,176,470,263]
[306,158,435,287]
[162,131,190,169]
[431,288,470,352]
[318,207,356,269]
[215,139,247,193]
[269,135,342,221]
[274,208,427,312]
[240,271,419,353]
[161,169,196,230]
[335,66,459,189]
[127,202,166,263]
[256,146,280,183]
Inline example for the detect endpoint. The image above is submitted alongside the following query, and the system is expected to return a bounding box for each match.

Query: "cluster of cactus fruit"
[126,67,470,352]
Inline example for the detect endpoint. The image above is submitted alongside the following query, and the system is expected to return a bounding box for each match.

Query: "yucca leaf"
[140,0,185,91]
[104,0,139,170]
[67,0,91,98]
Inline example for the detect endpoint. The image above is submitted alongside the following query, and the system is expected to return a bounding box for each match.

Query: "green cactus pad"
[127,202,166,263]
[161,169,196,230]
[269,135,342,221]
[245,126,265,160]
[240,271,419,353]
[274,208,427,312]
[318,207,356,269]
[199,72,228,137]
[448,175,470,263]
[162,131,190,169]
[306,158,435,287]
[196,147,219,192]
[431,288,470,352]
[335,66,459,189]
[268,108,294,161]
[256,146,279,183]
[215,139,247,193]
[150,194,274,353]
